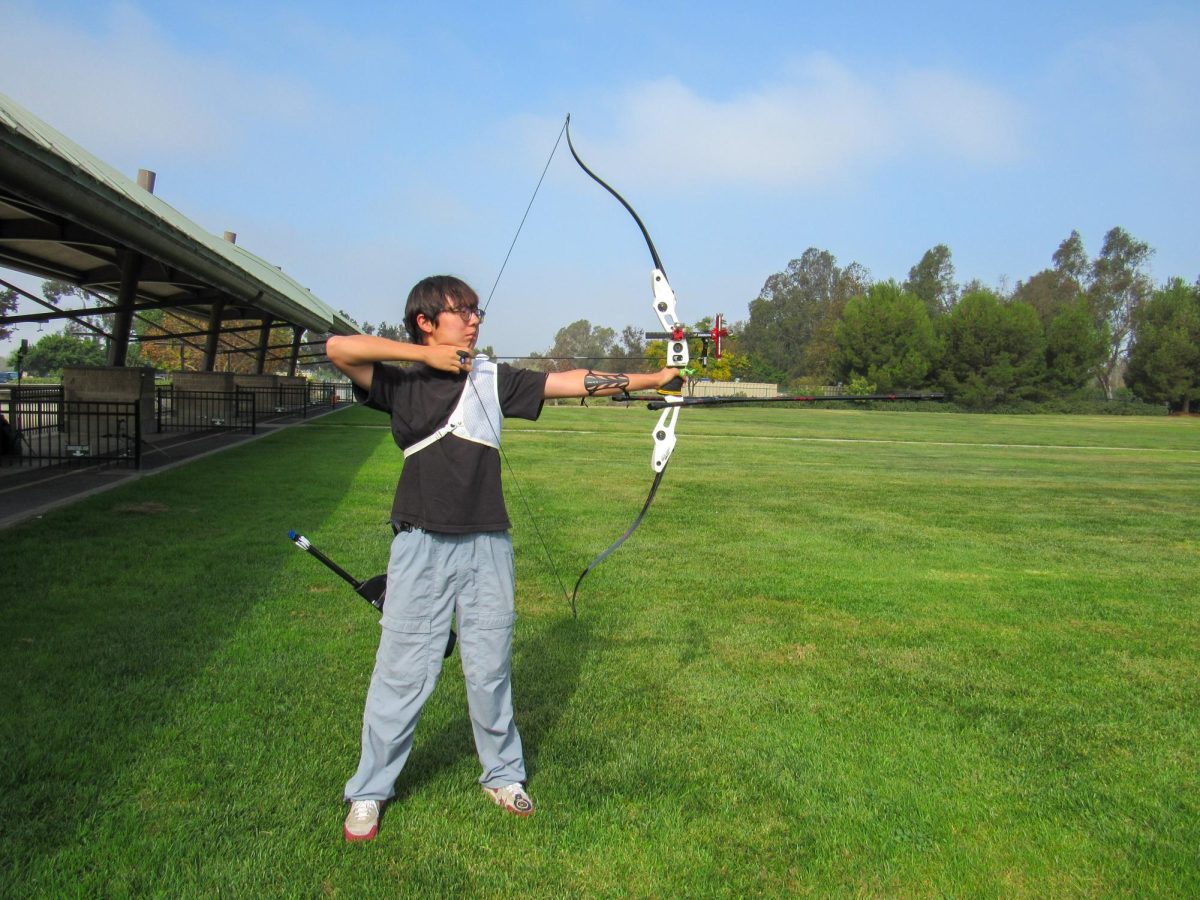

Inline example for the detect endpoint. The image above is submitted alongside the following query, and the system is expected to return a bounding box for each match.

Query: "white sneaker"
[344,799,381,841]
[483,782,534,816]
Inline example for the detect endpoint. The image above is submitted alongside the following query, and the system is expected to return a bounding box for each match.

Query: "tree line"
[6,226,1197,412]
[523,227,1194,413]
[734,227,1197,412]
[458,226,1196,413]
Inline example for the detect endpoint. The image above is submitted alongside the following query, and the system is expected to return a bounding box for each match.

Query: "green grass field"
[1,405,1197,897]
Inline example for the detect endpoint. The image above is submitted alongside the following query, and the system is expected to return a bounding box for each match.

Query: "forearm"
[543,368,675,399]
[325,334,429,368]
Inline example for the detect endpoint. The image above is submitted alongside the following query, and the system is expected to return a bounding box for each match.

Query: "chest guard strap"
[403,357,502,458]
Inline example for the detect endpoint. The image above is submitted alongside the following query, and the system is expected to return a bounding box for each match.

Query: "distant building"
[689,380,777,399]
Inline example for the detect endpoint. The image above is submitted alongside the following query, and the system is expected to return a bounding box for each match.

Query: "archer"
[325,274,679,840]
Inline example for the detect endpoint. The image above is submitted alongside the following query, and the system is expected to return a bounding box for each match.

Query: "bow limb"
[569,466,667,611]
[565,115,685,607]
[564,114,665,273]
[564,117,689,370]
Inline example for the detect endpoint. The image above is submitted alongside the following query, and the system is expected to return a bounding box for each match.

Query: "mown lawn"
[1,404,1196,897]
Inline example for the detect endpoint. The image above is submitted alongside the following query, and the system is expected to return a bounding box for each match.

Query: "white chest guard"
[403,356,502,458]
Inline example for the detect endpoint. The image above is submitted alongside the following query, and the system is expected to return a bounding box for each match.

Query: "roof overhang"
[0,91,358,337]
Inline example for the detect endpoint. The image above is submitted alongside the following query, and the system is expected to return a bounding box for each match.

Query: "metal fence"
[254,381,352,419]
[153,381,347,432]
[1,392,140,468]
[1,380,353,469]
[1,385,65,435]
[155,387,256,434]
[311,381,355,405]
[239,384,309,420]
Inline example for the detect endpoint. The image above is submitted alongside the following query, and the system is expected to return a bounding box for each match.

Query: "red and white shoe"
[483,782,534,816]
[343,799,381,841]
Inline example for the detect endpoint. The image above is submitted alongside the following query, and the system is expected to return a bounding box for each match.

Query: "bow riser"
[651,270,689,368]
[652,403,680,473]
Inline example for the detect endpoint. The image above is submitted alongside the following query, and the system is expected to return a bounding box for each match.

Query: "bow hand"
[655,367,687,396]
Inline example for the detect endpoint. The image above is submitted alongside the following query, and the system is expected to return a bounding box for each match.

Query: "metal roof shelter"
[0,91,358,371]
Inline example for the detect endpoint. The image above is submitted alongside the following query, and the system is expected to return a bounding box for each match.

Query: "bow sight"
[645,313,729,372]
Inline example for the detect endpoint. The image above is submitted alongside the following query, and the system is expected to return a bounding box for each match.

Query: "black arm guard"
[583,370,631,396]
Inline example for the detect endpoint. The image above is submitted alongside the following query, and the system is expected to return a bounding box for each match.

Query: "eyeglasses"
[441,305,485,324]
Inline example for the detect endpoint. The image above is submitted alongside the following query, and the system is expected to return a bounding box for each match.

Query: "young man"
[326,275,680,841]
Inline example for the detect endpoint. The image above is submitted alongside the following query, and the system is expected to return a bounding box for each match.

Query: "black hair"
[403,275,479,344]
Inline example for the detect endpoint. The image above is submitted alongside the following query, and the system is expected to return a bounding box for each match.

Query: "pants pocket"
[463,612,516,685]
[375,617,433,691]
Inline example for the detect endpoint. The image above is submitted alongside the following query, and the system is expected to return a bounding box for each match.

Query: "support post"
[288,326,303,376]
[106,247,142,366]
[255,320,273,374]
[106,169,156,367]
[203,297,227,371]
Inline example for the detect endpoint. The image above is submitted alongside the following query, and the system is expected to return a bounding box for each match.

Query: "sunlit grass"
[1,405,1197,896]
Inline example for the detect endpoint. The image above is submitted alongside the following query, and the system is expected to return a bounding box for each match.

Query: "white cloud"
[273,10,400,70]
[893,69,1025,165]
[573,54,1025,190]
[0,2,317,162]
[1052,18,1200,139]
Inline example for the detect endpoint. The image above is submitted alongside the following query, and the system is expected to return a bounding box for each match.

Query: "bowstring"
[482,117,568,315]
[469,115,574,614]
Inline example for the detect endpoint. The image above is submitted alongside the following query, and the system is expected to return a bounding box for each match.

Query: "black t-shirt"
[356,361,547,533]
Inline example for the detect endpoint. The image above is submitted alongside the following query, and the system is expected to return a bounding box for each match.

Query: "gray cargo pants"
[343,528,526,801]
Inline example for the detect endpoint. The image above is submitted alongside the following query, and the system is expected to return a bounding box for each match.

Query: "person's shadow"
[387,611,591,801]
[1,415,383,869]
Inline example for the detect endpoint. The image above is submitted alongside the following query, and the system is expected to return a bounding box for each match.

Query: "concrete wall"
[233,374,279,413]
[232,374,278,391]
[62,365,158,433]
[168,371,244,430]
[173,372,237,393]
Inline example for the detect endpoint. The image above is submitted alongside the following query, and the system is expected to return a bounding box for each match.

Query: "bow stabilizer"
[645,391,946,410]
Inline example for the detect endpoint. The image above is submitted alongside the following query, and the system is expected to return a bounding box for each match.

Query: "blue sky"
[2,0,1197,358]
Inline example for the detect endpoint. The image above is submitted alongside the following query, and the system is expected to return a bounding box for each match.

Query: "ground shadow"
[385,611,592,803]
[0,413,380,874]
